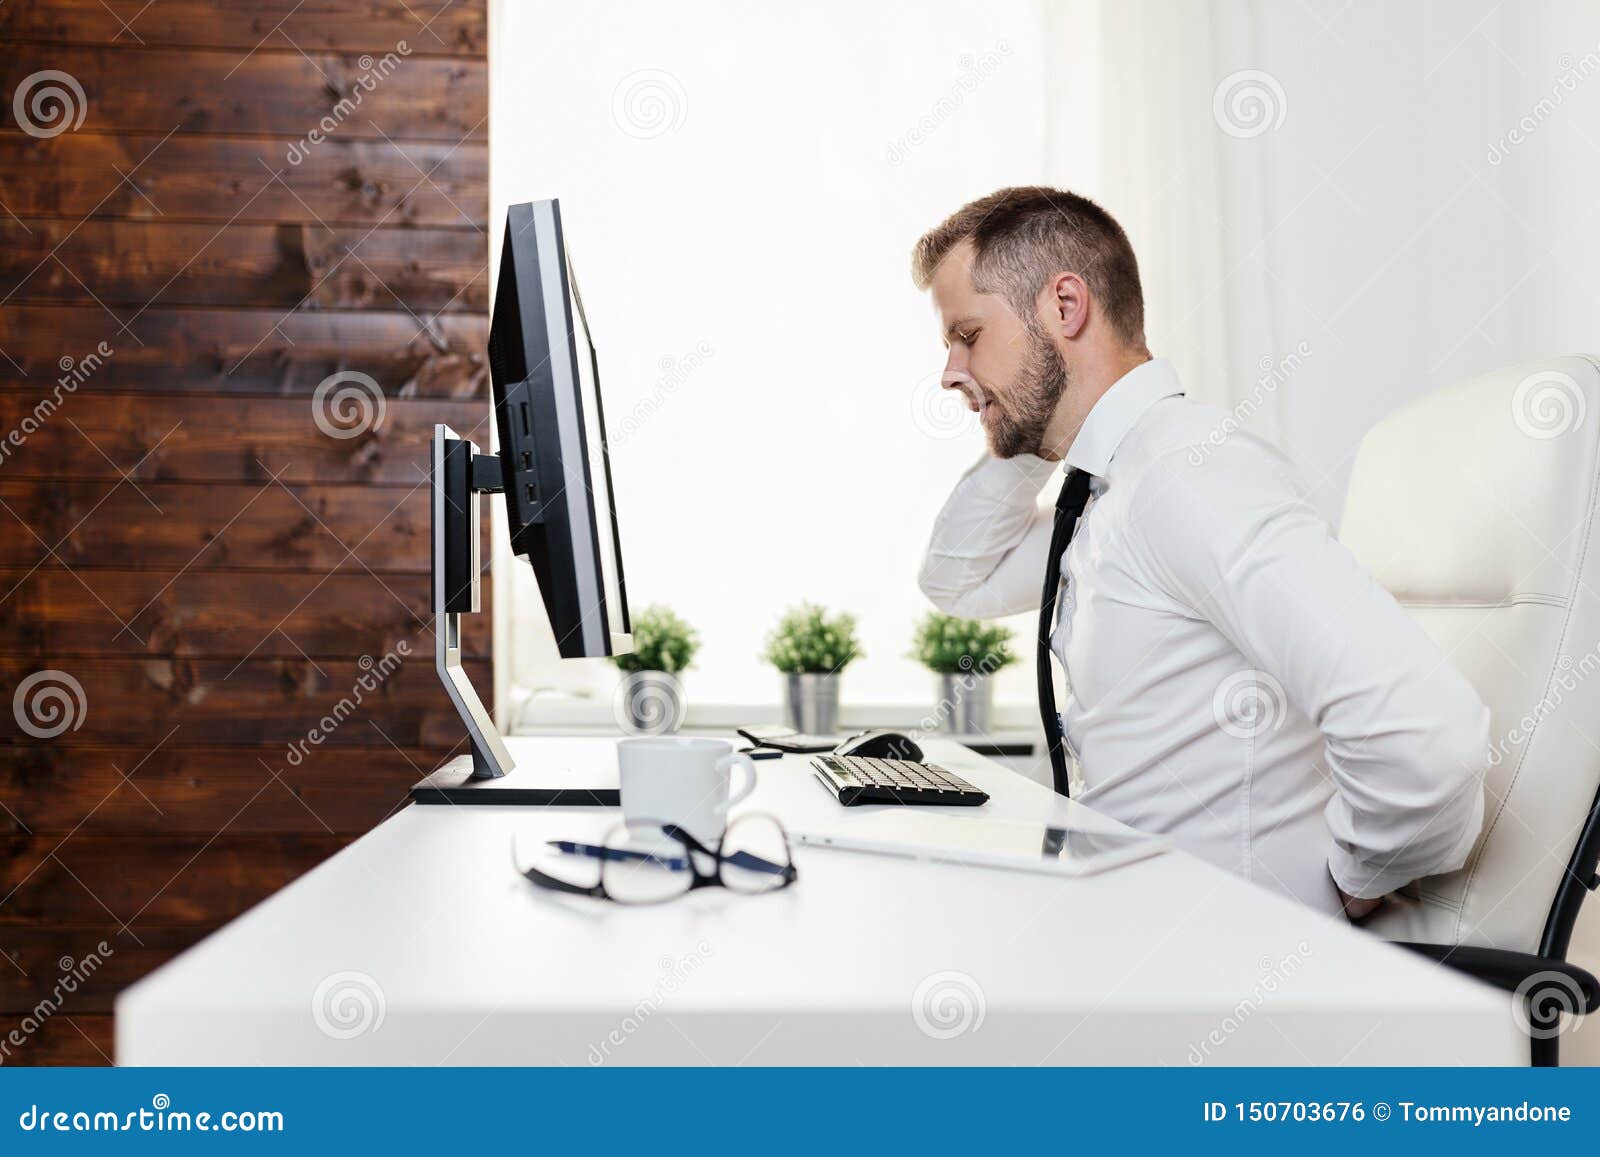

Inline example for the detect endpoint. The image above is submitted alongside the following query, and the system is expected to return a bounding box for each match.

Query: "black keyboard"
[810,754,989,807]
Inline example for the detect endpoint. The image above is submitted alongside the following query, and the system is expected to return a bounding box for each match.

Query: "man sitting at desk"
[914,186,1488,921]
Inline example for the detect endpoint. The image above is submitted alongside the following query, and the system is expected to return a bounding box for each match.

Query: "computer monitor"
[411,198,635,805]
[490,199,632,659]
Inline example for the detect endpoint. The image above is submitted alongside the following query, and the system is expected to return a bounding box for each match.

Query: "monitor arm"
[430,422,524,780]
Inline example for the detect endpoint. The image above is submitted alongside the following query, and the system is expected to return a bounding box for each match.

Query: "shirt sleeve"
[918,453,1062,620]
[1128,441,1489,900]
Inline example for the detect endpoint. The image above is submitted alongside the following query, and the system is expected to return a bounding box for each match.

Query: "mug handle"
[716,751,758,813]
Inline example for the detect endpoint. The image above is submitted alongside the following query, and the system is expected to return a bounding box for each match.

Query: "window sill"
[510,695,1039,755]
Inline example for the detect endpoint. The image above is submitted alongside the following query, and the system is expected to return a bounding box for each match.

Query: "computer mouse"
[834,729,924,762]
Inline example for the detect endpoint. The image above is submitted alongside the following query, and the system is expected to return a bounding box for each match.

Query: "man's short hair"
[912,186,1146,349]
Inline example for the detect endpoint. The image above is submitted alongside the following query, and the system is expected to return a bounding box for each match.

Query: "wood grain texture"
[0,570,492,660]
[0,0,486,55]
[0,481,468,573]
[0,132,489,226]
[0,219,489,311]
[0,394,492,485]
[0,655,487,748]
[0,0,491,1065]
[0,1012,114,1065]
[0,306,489,399]
[0,926,208,1015]
[0,47,487,140]
[0,834,353,923]
[0,746,446,836]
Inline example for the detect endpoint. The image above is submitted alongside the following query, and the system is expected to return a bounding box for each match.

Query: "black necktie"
[1038,468,1092,796]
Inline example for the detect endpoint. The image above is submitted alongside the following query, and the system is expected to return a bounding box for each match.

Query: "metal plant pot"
[938,671,994,734]
[616,670,687,735]
[783,673,840,734]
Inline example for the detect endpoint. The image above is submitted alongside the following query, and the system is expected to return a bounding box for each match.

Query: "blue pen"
[547,839,690,871]
[547,839,786,876]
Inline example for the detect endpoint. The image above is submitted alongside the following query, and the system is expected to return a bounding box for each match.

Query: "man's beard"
[986,323,1069,458]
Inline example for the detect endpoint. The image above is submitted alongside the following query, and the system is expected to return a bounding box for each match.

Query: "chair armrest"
[1395,941,1600,1013]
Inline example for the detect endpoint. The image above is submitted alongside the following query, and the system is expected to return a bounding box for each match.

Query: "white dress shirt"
[919,358,1488,915]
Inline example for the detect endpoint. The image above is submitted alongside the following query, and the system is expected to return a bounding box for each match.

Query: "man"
[915,186,1488,919]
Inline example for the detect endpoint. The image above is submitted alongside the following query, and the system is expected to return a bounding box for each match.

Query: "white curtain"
[1053,0,1600,519]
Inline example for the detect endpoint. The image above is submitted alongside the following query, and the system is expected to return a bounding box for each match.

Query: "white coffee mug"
[616,737,757,847]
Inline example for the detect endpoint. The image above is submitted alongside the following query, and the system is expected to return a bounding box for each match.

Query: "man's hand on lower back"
[1335,882,1383,922]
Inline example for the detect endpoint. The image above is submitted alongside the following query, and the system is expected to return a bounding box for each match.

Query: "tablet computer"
[793,813,1169,878]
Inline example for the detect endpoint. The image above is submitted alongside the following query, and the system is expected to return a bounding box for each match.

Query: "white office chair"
[1338,355,1600,1065]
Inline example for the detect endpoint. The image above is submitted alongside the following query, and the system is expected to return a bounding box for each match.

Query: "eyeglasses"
[512,812,798,904]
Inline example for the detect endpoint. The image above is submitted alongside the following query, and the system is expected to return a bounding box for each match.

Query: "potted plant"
[762,603,861,734]
[911,611,1016,734]
[611,604,699,734]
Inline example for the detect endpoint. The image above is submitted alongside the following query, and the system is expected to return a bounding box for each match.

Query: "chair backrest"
[1339,356,1600,953]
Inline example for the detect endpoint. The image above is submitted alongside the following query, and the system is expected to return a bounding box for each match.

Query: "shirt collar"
[1063,357,1183,478]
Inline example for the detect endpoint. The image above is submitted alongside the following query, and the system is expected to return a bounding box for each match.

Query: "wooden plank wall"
[0,0,491,1063]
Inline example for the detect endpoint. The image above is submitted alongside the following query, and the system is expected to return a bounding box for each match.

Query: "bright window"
[488,0,1072,726]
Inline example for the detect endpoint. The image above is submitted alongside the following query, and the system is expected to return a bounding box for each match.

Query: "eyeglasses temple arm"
[551,840,690,869]
[662,823,717,858]
[720,849,791,876]
[519,865,605,898]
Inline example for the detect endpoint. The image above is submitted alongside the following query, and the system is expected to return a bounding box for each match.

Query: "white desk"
[117,736,1524,1065]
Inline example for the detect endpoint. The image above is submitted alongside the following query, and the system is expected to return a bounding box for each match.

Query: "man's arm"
[1131,442,1489,901]
[918,454,1060,620]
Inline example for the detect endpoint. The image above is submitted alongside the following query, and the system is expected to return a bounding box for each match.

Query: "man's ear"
[1038,272,1089,341]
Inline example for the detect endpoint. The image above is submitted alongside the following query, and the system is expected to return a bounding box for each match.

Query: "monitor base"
[409,754,621,807]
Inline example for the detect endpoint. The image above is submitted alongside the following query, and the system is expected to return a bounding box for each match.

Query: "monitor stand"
[408,424,621,807]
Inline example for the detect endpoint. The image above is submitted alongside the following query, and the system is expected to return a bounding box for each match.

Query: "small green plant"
[612,604,699,674]
[911,611,1016,675]
[762,603,862,675]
